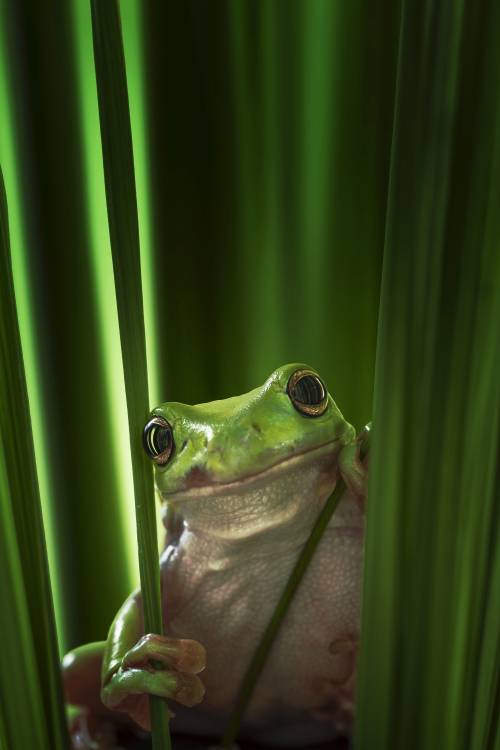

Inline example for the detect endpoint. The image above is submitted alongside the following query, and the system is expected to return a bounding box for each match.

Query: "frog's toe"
[171,669,206,706]
[122,633,206,674]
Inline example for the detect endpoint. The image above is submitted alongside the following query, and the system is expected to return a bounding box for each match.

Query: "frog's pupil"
[292,375,325,405]
[152,426,170,455]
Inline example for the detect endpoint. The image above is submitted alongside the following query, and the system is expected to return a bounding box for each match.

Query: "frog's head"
[144,364,355,528]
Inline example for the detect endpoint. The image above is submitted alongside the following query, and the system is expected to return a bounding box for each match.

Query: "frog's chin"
[158,438,341,503]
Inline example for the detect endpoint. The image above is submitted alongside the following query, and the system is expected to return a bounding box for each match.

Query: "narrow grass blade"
[90,2,170,747]
[0,170,69,747]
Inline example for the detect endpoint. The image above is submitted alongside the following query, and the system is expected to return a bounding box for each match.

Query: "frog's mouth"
[159,437,341,501]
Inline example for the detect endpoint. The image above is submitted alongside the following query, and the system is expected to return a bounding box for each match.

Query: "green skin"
[62,363,367,745]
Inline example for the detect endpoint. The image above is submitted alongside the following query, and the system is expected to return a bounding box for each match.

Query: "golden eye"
[287,369,328,417]
[142,416,174,465]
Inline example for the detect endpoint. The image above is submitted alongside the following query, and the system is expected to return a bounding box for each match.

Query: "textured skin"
[161,445,364,746]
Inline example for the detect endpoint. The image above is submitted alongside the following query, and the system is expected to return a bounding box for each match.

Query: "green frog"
[63,364,368,748]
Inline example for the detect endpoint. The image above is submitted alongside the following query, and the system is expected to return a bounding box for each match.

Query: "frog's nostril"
[252,423,262,434]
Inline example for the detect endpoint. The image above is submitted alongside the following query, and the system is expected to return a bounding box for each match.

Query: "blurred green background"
[0,0,398,653]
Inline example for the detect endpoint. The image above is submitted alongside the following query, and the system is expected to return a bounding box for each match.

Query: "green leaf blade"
[90,2,171,747]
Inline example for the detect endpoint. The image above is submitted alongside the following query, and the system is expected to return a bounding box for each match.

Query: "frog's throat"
[158,437,341,502]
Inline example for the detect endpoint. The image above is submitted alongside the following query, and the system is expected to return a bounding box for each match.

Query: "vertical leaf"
[90,2,170,748]
[0,432,48,749]
[0,0,133,649]
[0,171,69,748]
[356,0,500,747]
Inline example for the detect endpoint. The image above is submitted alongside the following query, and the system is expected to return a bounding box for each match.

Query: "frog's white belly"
[162,462,364,746]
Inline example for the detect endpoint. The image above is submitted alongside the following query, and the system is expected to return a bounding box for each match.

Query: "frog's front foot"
[101,634,206,731]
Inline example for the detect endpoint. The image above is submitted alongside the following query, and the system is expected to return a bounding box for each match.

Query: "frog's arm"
[100,590,206,730]
[338,423,371,504]
[101,591,143,686]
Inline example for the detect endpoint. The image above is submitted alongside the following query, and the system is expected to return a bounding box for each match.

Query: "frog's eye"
[287,369,328,417]
[142,416,174,465]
